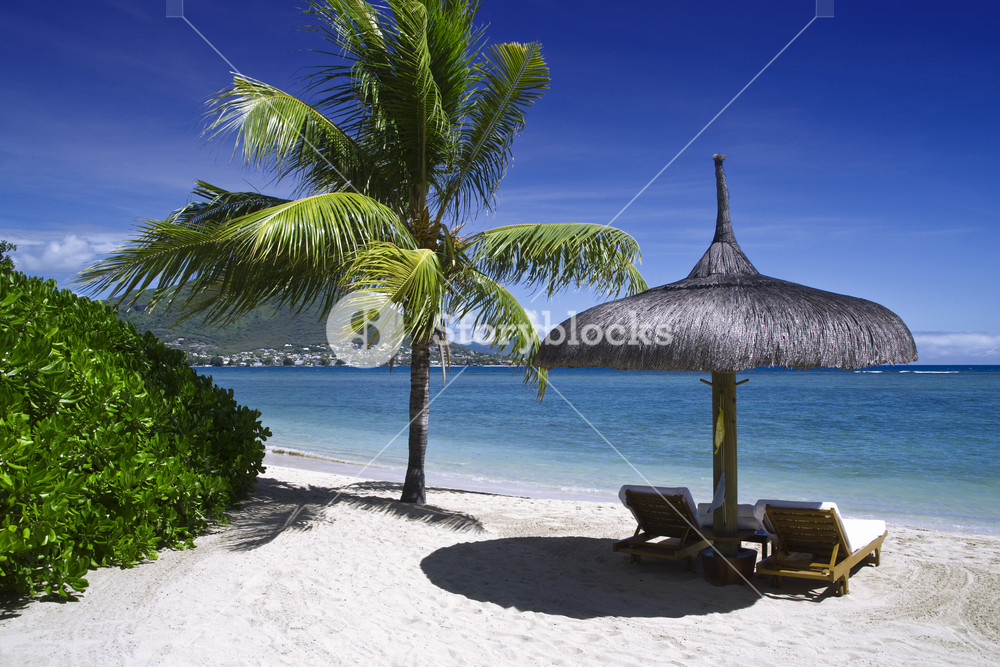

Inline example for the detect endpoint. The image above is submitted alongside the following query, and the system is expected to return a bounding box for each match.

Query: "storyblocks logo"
[326,293,674,367]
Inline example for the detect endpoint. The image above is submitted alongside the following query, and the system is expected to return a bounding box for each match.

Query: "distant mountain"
[113,300,509,366]
[462,340,515,355]
[115,302,329,356]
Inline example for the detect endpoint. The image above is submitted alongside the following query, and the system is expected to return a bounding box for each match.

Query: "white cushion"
[618,485,697,524]
[841,519,887,554]
[696,503,759,530]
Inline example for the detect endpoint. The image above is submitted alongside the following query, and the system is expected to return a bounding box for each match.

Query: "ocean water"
[206,365,1000,533]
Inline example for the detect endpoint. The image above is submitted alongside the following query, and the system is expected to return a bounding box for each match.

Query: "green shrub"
[0,272,270,596]
[0,240,14,274]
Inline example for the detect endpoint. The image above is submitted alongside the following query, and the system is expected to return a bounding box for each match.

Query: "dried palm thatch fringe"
[535,154,918,372]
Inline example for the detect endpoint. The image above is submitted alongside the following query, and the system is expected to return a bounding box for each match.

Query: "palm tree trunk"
[400,339,431,503]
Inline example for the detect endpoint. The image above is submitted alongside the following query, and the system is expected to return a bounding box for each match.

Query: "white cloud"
[913,332,1000,364]
[13,234,119,275]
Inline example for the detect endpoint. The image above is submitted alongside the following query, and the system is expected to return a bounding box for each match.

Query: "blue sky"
[2,1,998,363]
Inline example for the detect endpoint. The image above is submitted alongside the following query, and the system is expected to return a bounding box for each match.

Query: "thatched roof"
[535,155,918,372]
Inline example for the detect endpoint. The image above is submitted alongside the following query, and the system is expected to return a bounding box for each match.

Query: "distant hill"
[113,300,509,366]
[115,302,329,355]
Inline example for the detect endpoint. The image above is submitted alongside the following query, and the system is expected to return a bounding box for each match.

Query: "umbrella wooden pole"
[710,371,740,557]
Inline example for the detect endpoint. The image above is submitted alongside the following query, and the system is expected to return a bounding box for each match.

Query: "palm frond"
[206,75,380,196]
[307,0,479,205]
[78,191,413,324]
[178,181,291,230]
[418,0,482,139]
[302,0,391,134]
[305,0,390,76]
[447,269,548,393]
[345,241,448,340]
[218,192,411,260]
[437,41,549,219]
[374,1,451,186]
[467,223,647,298]
[77,217,225,302]
[447,270,538,359]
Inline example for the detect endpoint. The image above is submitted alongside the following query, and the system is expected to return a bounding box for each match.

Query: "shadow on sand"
[420,536,769,619]
[223,477,483,551]
[421,534,862,615]
[1,478,488,615]
[0,592,31,621]
[224,476,842,613]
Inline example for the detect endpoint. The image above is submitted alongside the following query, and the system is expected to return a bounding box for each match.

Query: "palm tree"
[80,0,647,503]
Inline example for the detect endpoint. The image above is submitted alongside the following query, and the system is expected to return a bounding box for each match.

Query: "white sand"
[2,463,998,665]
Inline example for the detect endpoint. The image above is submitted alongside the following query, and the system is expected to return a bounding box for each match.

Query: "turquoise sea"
[206,365,1000,533]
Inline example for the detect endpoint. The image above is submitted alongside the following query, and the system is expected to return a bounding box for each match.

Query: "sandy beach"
[2,462,998,665]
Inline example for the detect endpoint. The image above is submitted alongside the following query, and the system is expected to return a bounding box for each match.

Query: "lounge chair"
[697,502,770,559]
[753,499,887,596]
[613,485,710,568]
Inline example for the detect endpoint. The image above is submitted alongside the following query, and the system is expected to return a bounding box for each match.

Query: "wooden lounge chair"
[613,485,710,569]
[754,500,887,596]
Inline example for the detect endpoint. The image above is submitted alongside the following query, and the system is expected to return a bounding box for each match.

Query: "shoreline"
[265,449,620,503]
[264,449,997,536]
[206,366,999,538]
[2,462,998,664]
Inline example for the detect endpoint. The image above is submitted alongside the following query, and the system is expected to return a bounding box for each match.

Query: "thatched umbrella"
[535,155,917,562]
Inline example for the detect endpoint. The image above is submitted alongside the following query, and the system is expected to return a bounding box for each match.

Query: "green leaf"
[468,223,647,299]
[60,0,649,513]
[0,272,268,595]
[345,242,448,339]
